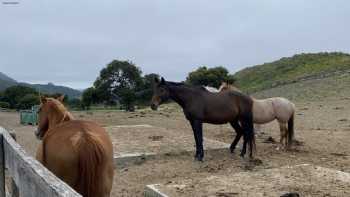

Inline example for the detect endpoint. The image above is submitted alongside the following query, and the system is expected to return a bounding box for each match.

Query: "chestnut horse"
[35,96,114,197]
[151,77,256,161]
[219,82,295,149]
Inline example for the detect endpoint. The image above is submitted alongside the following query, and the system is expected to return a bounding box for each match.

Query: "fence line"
[0,126,81,197]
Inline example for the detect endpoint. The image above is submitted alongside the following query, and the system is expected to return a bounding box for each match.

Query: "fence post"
[0,130,5,197]
[8,131,19,197]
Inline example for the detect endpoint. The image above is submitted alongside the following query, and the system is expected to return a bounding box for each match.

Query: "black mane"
[165,81,185,86]
[165,81,210,92]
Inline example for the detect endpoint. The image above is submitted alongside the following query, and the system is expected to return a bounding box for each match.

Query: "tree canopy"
[1,85,39,109]
[186,66,236,88]
[92,60,143,110]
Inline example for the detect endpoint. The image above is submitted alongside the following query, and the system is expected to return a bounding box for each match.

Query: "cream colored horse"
[219,82,295,149]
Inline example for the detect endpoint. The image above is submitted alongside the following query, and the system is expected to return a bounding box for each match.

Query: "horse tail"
[77,132,106,197]
[246,107,256,156]
[287,112,294,148]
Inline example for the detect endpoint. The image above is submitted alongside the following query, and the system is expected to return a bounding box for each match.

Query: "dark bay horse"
[35,96,114,197]
[151,77,256,161]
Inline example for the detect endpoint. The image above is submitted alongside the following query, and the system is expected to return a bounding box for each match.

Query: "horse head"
[218,82,242,93]
[150,77,170,110]
[35,95,72,139]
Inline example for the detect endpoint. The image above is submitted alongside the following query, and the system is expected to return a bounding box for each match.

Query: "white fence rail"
[0,126,81,197]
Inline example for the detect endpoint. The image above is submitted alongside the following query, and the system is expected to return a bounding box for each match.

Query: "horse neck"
[47,109,73,130]
[168,85,193,108]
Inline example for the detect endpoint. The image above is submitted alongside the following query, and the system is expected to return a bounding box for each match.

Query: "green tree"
[186,66,236,88]
[82,87,98,110]
[136,73,160,103]
[17,94,40,110]
[119,88,136,111]
[67,98,82,109]
[0,101,10,109]
[3,85,38,109]
[94,60,143,111]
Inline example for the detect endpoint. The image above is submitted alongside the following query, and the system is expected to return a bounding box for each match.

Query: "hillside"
[234,52,350,93]
[0,72,17,91]
[253,71,350,102]
[0,73,81,98]
[20,83,82,98]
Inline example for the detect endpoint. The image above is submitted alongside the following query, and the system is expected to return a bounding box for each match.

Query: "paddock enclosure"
[0,98,350,196]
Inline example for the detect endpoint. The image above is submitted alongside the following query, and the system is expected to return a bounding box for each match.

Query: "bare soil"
[1,98,350,196]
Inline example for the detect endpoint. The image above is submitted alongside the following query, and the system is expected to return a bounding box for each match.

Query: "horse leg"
[279,122,287,149]
[190,119,204,161]
[229,121,243,153]
[240,117,255,158]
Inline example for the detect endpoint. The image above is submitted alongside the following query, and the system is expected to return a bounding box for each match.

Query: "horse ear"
[154,77,160,84]
[160,77,165,84]
[40,96,47,104]
[57,95,65,103]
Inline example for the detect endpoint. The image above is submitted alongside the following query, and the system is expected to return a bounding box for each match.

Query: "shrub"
[0,101,10,109]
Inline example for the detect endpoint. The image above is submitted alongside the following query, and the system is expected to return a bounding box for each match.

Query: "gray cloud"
[1,0,349,89]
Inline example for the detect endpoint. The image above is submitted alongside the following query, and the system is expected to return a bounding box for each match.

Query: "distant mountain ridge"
[233,52,350,93]
[0,72,81,98]
[0,72,17,91]
[0,72,17,83]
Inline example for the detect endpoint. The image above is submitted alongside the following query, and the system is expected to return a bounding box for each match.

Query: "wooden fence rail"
[0,127,81,197]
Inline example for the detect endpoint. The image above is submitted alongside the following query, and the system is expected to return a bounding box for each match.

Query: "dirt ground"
[1,98,350,196]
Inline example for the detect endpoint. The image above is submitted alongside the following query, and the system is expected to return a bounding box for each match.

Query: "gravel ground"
[1,97,349,196]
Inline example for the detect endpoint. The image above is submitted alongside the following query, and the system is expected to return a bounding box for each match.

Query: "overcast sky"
[1,0,349,89]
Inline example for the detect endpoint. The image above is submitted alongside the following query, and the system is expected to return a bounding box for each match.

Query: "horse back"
[43,120,114,197]
[198,91,253,123]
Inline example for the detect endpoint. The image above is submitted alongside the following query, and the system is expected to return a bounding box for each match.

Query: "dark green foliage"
[2,85,38,109]
[119,88,136,111]
[136,73,160,104]
[93,60,143,111]
[67,98,82,109]
[17,94,40,110]
[82,87,99,109]
[234,52,350,93]
[186,66,236,88]
[0,101,10,108]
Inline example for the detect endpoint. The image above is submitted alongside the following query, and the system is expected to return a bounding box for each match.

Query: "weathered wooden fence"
[0,126,81,197]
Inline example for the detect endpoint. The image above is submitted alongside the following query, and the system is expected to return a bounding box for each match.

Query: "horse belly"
[273,98,295,122]
[203,108,236,124]
[253,101,275,124]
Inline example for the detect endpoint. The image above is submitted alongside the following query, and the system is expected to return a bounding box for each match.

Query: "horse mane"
[165,81,185,86]
[47,98,74,120]
[219,83,242,93]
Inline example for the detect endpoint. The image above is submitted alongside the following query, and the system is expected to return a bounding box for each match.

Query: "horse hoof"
[280,192,300,197]
[195,157,203,162]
